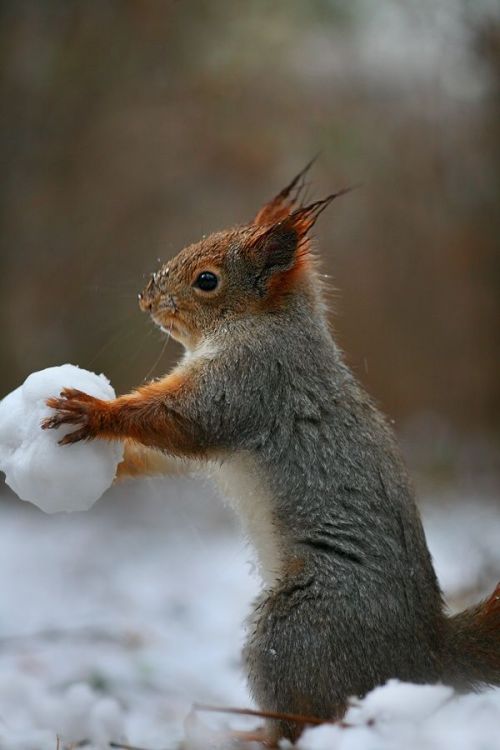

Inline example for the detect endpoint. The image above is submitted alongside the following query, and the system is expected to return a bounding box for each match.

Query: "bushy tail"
[445,583,500,689]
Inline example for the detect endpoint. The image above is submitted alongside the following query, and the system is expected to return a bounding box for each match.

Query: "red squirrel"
[43,164,500,744]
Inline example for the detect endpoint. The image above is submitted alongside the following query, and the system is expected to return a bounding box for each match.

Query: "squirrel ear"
[248,222,299,275]
[248,187,354,277]
[252,158,317,227]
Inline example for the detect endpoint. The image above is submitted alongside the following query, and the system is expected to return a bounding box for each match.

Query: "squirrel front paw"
[42,388,104,445]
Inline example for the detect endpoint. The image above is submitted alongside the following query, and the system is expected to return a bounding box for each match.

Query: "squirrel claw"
[41,415,62,430]
[41,408,84,429]
[58,426,91,445]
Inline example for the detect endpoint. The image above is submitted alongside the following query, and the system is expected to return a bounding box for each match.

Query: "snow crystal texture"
[0,365,123,513]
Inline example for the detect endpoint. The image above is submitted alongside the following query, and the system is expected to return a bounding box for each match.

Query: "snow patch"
[0,675,123,749]
[299,681,500,750]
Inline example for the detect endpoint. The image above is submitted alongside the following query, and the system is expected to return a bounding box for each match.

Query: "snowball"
[0,364,124,513]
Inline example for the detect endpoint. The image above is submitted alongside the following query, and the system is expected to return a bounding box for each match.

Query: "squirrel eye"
[194,271,219,292]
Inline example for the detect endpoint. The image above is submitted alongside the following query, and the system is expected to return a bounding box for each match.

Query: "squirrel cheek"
[163,294,177,312]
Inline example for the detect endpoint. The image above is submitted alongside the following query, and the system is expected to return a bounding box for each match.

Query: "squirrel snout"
[137,292,153,312]
[138,291,153,312]
[138,288,177,315]
[138,269,176,314]
[138,273,160,312]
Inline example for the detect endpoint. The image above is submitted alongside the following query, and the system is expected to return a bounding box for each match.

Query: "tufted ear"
[249,189,354,274]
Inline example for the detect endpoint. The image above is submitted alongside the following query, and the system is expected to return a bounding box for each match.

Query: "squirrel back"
[47,163,500,743]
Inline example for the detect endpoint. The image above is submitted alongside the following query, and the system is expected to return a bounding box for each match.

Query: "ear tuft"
[288,185,356,235]
[247,175,357,297]
[247,186,355,279]
[253,157,318,227]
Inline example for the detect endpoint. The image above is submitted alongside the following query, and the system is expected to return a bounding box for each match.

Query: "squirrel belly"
[211,452,285,586]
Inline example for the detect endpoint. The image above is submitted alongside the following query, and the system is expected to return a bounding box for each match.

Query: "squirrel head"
[139,163,351,349]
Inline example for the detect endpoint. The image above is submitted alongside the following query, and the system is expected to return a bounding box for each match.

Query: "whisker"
[142,324,173,382]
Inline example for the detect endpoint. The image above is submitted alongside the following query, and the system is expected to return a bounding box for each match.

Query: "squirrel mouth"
[152,311,184,340]
[154,314,176,332]
[150,305,195,347]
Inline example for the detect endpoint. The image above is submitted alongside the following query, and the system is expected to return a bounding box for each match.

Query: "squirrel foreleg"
[42,374,207,459]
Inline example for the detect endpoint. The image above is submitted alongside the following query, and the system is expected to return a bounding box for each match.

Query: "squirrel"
[42,163,500,744]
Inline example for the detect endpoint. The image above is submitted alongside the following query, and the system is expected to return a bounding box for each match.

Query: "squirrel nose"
[138,274,157,312]
[138,292,152,312]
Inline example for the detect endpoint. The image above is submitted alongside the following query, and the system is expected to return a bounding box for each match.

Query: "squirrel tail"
[444,582,500,689]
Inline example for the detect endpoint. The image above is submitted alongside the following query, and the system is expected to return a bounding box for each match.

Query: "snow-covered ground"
[0,475,499,749]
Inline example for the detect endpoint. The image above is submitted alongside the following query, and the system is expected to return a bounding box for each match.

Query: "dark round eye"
[194,271,219,292]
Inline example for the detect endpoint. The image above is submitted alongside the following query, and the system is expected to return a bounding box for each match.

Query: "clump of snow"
[0,365,123,513]
[348,679,453,724]
[299,680,500,750]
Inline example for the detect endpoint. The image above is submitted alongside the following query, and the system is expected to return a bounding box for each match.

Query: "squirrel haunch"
[45,165,500,744]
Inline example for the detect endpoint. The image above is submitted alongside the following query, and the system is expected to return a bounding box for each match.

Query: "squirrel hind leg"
[260,705,345,746]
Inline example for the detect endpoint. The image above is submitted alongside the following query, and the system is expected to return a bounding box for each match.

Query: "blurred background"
[1,3,500,747]
[1,0,500,492]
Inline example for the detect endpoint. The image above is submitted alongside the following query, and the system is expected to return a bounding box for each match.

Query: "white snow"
[0,678,123,750]
[299,682,500,750]
[0,365,124,513]
[0,473,499,748]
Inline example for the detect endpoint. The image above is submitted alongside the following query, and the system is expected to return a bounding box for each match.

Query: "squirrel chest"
[211,453,284,587]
